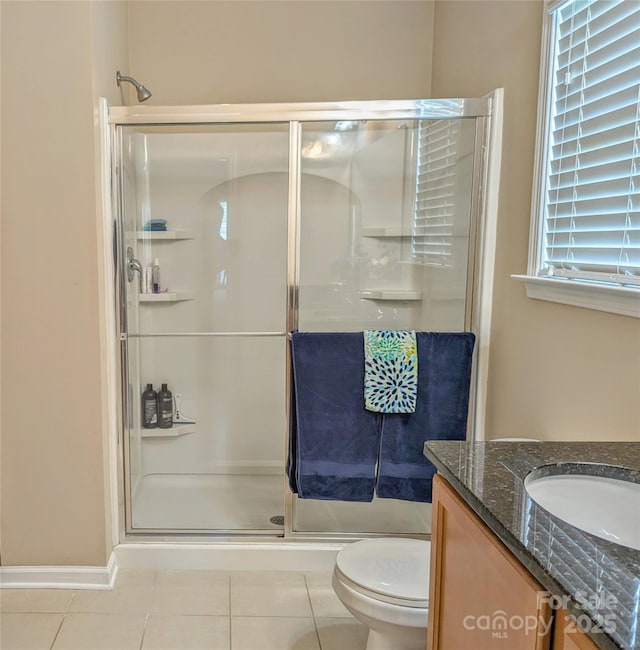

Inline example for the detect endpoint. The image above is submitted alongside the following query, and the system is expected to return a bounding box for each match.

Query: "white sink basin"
[524,471,640,551]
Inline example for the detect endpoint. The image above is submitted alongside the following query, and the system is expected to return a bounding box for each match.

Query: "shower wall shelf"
[141,423,196,438]
[139,292,194,303]
[359,290,423,301]
[361,227,412,237]
[136,230,193,240]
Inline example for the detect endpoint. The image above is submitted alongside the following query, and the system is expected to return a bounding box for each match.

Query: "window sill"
[511,275,640,319]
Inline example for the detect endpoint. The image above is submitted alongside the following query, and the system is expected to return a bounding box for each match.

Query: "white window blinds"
[412,119,460,266]
[541,0,640,287]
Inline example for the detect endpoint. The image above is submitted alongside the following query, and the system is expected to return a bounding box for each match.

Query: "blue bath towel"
[376,332,475,502]
[288,331,475,503]
[288,332,380,501]
[364,330,418,413]
[143,219,167,231]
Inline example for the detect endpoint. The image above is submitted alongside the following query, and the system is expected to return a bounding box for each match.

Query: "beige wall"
[91,1,130,105]
[128,0,435,104]
[431,0,640,441]
[0,0,129,567]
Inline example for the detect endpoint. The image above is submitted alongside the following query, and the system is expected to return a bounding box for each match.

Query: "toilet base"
[365,628,425,650]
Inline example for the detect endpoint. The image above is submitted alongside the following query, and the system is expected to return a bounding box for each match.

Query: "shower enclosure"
[109,98,498,539]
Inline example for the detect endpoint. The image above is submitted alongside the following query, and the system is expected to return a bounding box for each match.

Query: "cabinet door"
[553,610,599,650]
[428,474,552,650]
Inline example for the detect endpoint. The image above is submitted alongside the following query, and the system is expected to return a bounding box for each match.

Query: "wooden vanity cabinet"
[553,609,600,650]
[428,474,553,650]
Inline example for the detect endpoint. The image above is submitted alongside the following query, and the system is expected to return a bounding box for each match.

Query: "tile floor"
[0,569,369,650]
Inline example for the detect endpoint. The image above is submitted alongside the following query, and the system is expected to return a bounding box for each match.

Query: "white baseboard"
[114,542,343,572]
[0,552,117,590]
[0,544,344,588]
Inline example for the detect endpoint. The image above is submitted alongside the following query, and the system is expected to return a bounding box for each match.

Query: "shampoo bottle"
[152,258,161,293]
[142,384,158,428]
[142,266,153,294]
[157,383,173,429]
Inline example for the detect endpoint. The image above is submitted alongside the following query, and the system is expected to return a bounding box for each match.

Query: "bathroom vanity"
[423,442,640,650]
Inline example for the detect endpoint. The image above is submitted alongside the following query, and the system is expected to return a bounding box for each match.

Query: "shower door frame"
[108,96,499,541]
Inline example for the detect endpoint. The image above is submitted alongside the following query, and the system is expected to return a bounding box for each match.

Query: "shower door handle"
[126,246,143,283]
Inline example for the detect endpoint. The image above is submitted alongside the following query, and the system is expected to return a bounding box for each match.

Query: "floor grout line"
[137,569,156,650]
[47,611,67,650]
[228,573,233,650]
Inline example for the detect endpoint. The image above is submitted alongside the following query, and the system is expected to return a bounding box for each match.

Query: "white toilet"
[332,537,430,650]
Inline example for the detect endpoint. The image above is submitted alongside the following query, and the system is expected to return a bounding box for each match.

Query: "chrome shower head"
[116,71,152,103]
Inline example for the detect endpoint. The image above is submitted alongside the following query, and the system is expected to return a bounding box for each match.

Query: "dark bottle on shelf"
[157,383,173,429]
[142,384,158,429]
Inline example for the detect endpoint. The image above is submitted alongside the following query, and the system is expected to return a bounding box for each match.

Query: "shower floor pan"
[131,473,284,532]
[130,473,432,536]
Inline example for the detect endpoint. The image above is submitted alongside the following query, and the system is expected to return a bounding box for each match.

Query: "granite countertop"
[423,441,640,650]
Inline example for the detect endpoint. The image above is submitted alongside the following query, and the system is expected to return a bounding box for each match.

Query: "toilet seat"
[335,538,430,609]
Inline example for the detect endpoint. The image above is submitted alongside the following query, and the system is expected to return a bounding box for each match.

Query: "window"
[412,119,460,267]
[517,0,640,317]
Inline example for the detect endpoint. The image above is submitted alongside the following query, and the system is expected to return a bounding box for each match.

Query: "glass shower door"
[293,117,479,534]
[119,124,290,534]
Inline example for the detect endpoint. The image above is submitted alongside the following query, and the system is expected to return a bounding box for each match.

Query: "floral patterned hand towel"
[364,330,417,413]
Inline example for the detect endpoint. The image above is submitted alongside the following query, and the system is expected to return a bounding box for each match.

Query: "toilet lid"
[335,538,430,607]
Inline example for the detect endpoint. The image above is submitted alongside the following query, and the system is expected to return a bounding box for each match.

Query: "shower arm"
[116,71,152,103]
